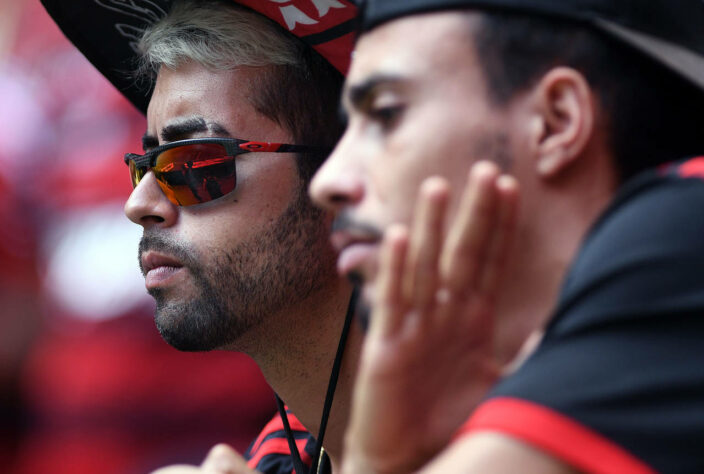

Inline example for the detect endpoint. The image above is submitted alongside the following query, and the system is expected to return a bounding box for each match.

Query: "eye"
[368,104,404,130]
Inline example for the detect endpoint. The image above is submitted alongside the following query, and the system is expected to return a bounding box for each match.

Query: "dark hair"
[249,46,344,184]
[470,11,704,182]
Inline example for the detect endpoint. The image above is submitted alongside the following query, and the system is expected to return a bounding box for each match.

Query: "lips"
[140,251,185,289]
[330,230,380,279]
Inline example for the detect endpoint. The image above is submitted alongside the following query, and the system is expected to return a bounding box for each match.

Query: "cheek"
[176,198,283,258]
[361,98,494,227]
[176,165,303,257]
[178,213,240,257]
[236,156,301,209]
[372,141,465,227]
[369,154,427,227]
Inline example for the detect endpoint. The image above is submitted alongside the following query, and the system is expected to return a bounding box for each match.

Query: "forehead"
[149,62,249,116]
[146,62,286,141]
[349,12,480,87]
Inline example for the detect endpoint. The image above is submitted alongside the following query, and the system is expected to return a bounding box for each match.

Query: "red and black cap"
[40,0,358,115]
[358,0,704,92]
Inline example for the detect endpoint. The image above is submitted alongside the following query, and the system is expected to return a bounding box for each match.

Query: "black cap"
[359,0,704,92]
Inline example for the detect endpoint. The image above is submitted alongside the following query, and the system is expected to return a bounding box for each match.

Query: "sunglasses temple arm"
[277,144,333,154]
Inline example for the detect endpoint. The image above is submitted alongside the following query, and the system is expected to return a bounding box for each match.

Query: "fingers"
[151,466,202,474]
[374,178,450,338]
[403,177,450,310]
[201,444,254,474]
[149,445,255,474]
[373,224,409,336]
[477,175,519,301]
[371,160,519,337]
[440,161,501,296]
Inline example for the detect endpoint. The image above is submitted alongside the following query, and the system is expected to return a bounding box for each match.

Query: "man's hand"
[342,162,519,474]
[151,444,260,474]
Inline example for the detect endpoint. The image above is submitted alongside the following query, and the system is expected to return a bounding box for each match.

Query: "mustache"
[331,211,383,240]
[138,232,196,276]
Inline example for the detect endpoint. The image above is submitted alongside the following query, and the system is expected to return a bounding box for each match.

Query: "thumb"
[201,444,257,474]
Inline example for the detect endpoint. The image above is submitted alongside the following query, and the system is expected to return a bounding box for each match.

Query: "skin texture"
[313,12,570,365]
[340,164,519,474]
[126,62,335,353]
[126,62,361,473]
[310,10,617,474]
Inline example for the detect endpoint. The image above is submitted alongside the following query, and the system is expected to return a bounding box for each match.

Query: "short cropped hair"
[470,12,704,182]
[137,0,344,182]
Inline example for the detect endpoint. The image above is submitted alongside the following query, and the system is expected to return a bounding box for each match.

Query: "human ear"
[530,67,595,178]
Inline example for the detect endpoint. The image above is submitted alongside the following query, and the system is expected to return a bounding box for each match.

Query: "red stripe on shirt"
[247,438,292,468]
[246,436,312,471]
[677,156,704,180]
[249,411,309,455]
[455,397,656,474]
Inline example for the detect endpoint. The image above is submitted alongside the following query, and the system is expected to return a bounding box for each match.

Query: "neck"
[236,277,362,470]
[496,152,618,363]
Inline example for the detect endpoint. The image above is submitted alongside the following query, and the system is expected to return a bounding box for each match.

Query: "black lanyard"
[275,286,358,474]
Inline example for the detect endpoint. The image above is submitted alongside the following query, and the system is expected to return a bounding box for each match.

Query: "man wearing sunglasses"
[43,0,363,473]
[310,0,704,473]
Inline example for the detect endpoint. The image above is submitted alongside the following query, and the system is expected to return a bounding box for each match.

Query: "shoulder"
[571,157,704,276]
[453,397,655,474]
[555,157,704,331]
[456,158,704,474]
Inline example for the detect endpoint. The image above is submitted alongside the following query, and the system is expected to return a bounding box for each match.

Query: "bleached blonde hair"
[136,0,344,181]
[137,0,303,77]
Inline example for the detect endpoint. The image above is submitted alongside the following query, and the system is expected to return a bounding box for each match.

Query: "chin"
[152,296,236,352]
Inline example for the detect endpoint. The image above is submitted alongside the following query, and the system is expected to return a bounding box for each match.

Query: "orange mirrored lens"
[129,160,147,187]
[152,143,236,206]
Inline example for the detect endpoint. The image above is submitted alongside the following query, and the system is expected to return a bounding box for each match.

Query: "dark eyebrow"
[346,74,405,111]
[142,133,159,151]
[141,117,231,151]
[161,117,211,142]
[160,116,207,143]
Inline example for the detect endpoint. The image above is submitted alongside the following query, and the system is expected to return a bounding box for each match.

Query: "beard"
[138,185,335,352]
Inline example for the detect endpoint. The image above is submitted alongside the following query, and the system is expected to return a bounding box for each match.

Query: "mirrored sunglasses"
[124,137,330,206]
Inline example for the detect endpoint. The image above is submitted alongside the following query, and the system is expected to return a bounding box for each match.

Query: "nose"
[310,132,365,212]
[124,172,178,228]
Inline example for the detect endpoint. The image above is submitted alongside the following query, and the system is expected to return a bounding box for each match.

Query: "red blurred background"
[0,2,276,473]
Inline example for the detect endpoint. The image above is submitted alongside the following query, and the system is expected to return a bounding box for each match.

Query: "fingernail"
[496,175,517,191]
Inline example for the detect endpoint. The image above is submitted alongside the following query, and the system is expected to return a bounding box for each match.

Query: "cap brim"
[360,0,704,94]
[594,18,704,92]
[40,0,357,115]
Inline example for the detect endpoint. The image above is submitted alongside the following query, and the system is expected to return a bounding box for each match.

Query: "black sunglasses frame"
[123,137,331,206]
[124,137,331,170]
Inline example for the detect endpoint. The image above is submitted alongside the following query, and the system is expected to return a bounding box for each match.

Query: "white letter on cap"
[311,0,346,17]
[279,4,318,29]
